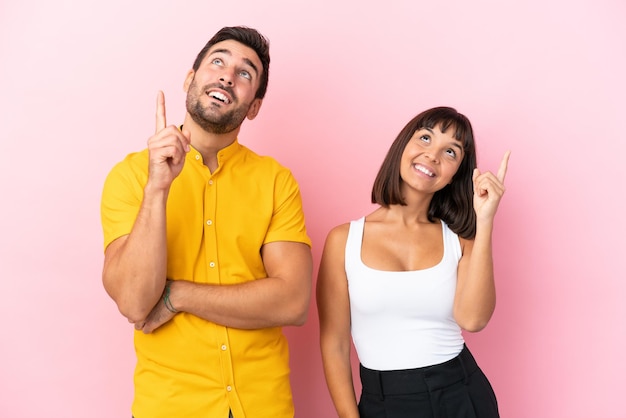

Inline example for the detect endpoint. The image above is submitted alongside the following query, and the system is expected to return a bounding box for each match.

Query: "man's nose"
[219,69,235,86]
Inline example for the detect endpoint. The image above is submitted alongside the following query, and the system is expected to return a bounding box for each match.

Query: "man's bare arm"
[140,241,312,332]
[102,91,190,322]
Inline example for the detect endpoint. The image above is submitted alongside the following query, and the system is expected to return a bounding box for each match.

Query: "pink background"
[1,1,624,417]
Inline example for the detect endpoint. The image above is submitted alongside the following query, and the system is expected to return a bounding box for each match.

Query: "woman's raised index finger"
[155,90,166,133]
[497,150,511,183]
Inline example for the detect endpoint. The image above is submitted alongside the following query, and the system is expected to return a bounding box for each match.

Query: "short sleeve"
[100,151,148,251]
[264,168,311,247]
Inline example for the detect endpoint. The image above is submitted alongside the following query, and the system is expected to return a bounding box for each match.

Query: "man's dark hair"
[192,26,270,99]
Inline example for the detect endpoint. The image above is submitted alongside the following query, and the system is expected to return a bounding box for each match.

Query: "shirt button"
[221,345,227,351]
[209,262,216,268]
[195,154,201,160]
[226,386,232,392]
[208,180,213,185]
[206,220,213,226]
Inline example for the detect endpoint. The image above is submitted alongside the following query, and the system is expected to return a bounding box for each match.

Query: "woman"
[317,107,509,418]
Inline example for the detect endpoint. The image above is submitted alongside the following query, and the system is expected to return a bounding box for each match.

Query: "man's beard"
[186,80,251,134]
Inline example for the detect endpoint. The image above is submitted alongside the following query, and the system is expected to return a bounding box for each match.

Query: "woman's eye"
[420,135,430,143]
[446,149,457,158]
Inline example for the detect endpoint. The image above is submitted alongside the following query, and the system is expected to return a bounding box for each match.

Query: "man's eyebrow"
[242,58,259,76]
[209,48,259,76]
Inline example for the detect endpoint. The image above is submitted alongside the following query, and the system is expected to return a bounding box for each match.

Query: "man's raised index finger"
[497,150,511,183]
[155,90,166,133]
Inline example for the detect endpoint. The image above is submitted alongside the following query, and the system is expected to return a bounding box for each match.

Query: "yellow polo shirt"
[101,140,311,418]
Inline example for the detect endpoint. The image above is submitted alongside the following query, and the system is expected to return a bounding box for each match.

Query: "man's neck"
[183,114,241,172]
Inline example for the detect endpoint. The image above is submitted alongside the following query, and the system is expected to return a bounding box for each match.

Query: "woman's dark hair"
[371,106,478,238]
[192,26,270,99]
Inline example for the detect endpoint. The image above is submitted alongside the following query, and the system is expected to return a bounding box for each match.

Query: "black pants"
[358,345,499,418]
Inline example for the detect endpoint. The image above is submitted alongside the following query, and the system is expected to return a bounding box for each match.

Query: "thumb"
[182,129,191,152]
[472,168,484,197]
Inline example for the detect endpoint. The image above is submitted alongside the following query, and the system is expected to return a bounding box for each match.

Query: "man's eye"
[212,58,223,66]
[239,70,251,80]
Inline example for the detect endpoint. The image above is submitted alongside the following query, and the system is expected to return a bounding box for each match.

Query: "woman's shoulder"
[325,207,384,245]
[325,222,351,243]
[324,215,366,248]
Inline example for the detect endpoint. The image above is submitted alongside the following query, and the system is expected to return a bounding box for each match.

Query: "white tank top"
[346,217,465,370]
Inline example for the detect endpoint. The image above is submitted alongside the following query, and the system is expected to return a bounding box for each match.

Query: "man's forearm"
[169,276,309,329]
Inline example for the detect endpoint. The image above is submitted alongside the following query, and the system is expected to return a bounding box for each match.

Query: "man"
[100,26,312,418]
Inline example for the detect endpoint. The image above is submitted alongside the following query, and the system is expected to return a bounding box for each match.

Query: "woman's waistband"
[359,344,479,396]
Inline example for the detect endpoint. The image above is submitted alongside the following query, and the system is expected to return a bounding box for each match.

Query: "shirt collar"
[186,138,241,166]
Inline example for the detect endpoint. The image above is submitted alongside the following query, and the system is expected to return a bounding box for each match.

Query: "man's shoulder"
[119,148,150,165]
[108,148,149,174]
[236,144,292,173]
[103,148,150,191]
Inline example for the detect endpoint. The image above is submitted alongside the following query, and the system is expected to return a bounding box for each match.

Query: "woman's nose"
[424,151,439,163]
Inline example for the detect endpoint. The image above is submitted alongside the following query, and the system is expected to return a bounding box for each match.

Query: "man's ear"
[183,69,195,93]
[246,98,263,120]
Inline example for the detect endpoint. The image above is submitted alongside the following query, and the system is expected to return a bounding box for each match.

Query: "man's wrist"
[163,280,179,313]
